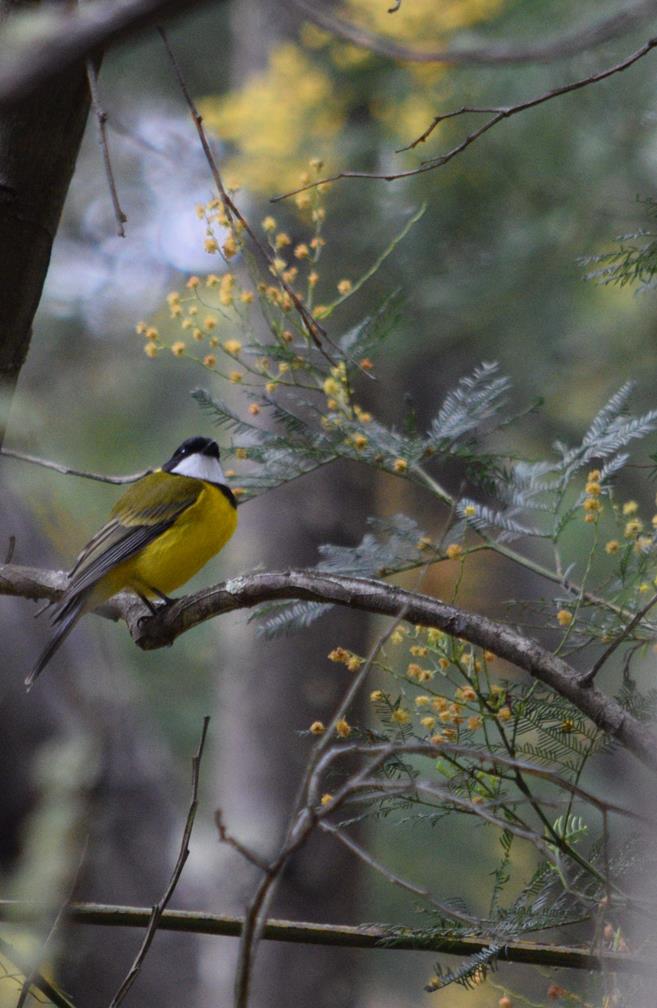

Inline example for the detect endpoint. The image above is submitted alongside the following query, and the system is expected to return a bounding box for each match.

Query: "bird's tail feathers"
[26,591,90,691]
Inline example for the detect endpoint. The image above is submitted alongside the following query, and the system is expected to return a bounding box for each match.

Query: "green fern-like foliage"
[139,185,657,997]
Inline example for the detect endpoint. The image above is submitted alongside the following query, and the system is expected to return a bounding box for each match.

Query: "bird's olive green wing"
[64,472,202,598]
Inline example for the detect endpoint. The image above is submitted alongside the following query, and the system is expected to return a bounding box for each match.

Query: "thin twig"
[334,742,653,825]
[0,447,148,484]
[320,821,479,924]
[272,36,657,201]
[0,899,653,973]
[157,27,337,366]
[108,716,210,1008]
[214,809,270,872]
[291,0,657,67]
[85,58,127,237]
[233,580,423,1008]
[579,589,657,686]
[5,535,15,564]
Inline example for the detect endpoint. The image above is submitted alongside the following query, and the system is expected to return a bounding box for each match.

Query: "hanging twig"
[156,27,338,365]
[108,716,210,1008]
[85,58,127,237]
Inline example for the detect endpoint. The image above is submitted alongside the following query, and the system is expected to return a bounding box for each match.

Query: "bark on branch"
[0,900,653,974]
[0,0,224,110]
[3,562,656,771]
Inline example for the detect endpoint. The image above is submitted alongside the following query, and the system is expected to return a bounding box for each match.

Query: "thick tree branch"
[3,562,657,770]
[291,0,657,67]
[0,900,653,974]
[0,0,227,110]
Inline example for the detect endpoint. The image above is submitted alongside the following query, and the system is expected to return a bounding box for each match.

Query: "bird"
[27,436,237,689]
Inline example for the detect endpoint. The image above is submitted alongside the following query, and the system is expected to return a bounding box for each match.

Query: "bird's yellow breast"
[102,482,237,599]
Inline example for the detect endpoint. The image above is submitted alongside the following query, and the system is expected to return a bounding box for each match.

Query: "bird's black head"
[164,437,220,470]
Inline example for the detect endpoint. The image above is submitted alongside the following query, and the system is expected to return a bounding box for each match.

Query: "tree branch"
[3,562,657,770]
[272,35,657,200]
[290,0,657,67]
[0,900,653,974]
[0,0,227,110]
[0,447,149,484]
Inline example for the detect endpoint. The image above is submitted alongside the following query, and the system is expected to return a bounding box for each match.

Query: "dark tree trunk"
[0,1,90,444]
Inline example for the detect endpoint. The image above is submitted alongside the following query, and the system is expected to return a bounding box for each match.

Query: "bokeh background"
[2,1,656,1005]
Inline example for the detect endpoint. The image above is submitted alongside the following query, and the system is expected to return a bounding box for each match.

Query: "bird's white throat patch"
[171,453,227,483]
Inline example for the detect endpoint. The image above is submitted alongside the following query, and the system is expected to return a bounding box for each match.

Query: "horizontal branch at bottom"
[0,900,652,975]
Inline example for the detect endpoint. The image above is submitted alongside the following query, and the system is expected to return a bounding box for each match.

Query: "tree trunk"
[0,1,90,445]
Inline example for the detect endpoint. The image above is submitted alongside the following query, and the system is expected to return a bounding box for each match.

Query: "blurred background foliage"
[3,0,657,1005]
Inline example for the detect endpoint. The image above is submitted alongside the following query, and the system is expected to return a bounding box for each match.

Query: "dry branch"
[0,900,653,974]
[273,35,657,200]
[0,0,226,109]
[291,0,657,66]
[2,562,657,770]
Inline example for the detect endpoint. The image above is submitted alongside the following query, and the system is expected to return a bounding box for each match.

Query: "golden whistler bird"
[28,436,237,689]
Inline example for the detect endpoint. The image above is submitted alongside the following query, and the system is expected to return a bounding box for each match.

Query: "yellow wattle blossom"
[186,276,200,289]
[309,721,325,735]
[320,793,333,807]
[223,235,238,258]
[445,543,462,560]
[223,339,242,354]
[204,237,219,253]
[171,341,186,356]
[622,500,639,516]
[203,354,217,368]
[392,708,410,725]
[337,278,353,295]
[144,341,158,358]
[392,458,408,473]
[463,504,477,517]
[625,518,643,538]
[335,718,351,738]
[605,540,620,554]
[370,690,384,702]
[556,609,573,627]
[198,45,345,193]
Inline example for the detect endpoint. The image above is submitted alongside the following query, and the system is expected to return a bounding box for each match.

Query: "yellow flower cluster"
[364,626,514,747]
[327,647,364,673]
[582,469,603,524]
